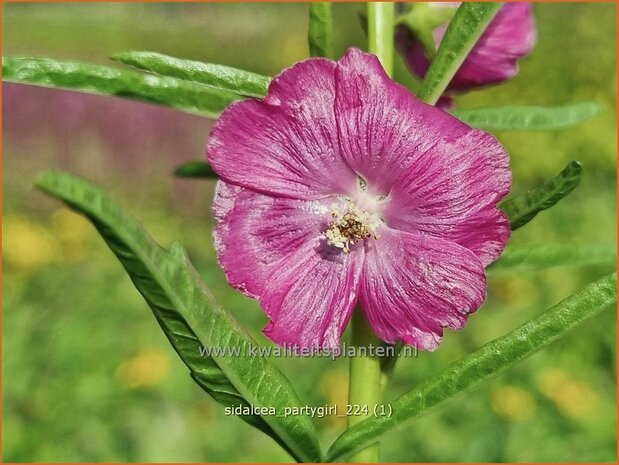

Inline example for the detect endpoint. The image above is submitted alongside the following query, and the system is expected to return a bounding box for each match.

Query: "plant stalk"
[367,2,395,76]
[348,310,383,462]
[346,4,395,463]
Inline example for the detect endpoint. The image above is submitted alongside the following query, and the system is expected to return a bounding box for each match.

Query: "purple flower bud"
[398,3,536,92]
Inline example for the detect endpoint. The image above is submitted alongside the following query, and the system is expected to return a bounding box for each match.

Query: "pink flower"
[207,49,511,351]
[398,3,536,92]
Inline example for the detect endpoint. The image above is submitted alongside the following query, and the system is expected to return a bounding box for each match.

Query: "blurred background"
[2,2,617,462]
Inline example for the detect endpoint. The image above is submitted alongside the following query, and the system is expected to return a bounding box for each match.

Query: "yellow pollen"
[324,202,381,253]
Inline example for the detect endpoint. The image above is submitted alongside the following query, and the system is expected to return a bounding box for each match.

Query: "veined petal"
[213,181,362,350]
[360,228,487,351]
[262,243,363,351]
[213,181,330,298]
[207,58,358,200]
[334,48,470,196]
[434,207,511,267]
[383,128,511,266]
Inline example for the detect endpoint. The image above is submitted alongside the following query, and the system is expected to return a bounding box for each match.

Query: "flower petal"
[213,181,330,298]
[383,128,511,266]
[360,228,487,351]
[334,48,471,196]
[262,243,363,351]
[208,58,358,200]
[213,181,362,350]
[437,208,511,267]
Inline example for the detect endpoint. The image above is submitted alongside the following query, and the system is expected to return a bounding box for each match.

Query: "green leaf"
[417,2,502,104]
[326,272,617,462]
[452,103,603,130]
[35,170,322,463]
[489,243,617,273]
[308,3,334,59]
[501,161,582,230]
[174,160,217,178]
[112,51,270,98]
[3,56,238,118]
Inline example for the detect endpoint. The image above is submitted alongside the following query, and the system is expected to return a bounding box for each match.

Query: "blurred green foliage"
[2,3,617,462]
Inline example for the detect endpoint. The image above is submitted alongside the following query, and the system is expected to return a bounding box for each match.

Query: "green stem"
[348,311,383,462]
[345,6,396,463]
[368,1,398,397]
[367,2,395,76]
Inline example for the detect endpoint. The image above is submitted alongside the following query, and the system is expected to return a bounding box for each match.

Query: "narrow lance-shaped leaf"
[174,160,218,178]
[418,2,502,104]
[501,161,582,230]
[36,170,322,463]
[326,272,617,462]
[452,103,603,131]
[489,243,617,273]
[308,3,334,59]
[3,56,238,118]
[112,51,270,98]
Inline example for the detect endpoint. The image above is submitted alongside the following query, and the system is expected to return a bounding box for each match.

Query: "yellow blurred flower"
[116,347,171,389]
[51,208,93,262]
[3,215,59,269]
[490,385,537,421]
[537,369,598,419]
[490,275,538,308]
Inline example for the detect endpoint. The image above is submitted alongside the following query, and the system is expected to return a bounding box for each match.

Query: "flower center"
[323,201,382,253]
